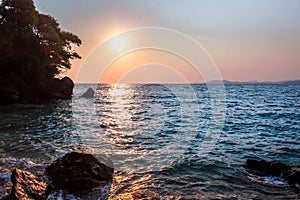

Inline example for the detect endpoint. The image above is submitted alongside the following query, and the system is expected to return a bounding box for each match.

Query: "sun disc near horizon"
[111,36,127,52]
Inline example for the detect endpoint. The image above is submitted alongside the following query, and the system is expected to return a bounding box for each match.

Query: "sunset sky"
[34,0,300,83]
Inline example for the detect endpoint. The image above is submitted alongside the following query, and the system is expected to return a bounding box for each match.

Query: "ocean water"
[0,84,299,199]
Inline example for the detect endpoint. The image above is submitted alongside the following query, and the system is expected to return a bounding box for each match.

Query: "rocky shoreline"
[1,152,114,200]
[2,155,299,199]
[0,77,74,105]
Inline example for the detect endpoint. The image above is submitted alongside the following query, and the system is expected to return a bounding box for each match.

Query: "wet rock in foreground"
[46,152,114,192]
[1,152,114,199]
[11,168,50,200]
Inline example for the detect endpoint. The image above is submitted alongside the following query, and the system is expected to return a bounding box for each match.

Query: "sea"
[0,84,299,200]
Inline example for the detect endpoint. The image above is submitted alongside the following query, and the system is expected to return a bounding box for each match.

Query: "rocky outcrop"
[0,76,74,105]
[10,168,50,200]
[40,76,74,100]
[46,152,114,192]
[81,87,95,98]
[3,152,114,199]
[245,159,300,192]
[0,81,19,105]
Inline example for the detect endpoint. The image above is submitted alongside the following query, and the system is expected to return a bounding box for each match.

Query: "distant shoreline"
[207,79,300,85]
[75,80,300,85]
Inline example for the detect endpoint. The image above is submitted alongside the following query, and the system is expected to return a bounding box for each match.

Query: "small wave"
[247,175,288,187]
[47,183,111,200]
[241,167,288,187]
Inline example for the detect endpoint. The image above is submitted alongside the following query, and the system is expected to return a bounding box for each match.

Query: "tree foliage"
[0,0,81,96]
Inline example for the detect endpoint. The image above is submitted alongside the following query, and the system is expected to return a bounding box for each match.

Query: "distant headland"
[207,80,300,85]
[91,80,300,85]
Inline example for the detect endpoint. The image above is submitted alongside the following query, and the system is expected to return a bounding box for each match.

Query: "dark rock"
[245,159,300,193]
[270,162,292,177]
[35,76,74,101]
[0,76,74,104]
[60,77,75,97]
[246,159,269,175]
[46,152,114,192]
[15,76,74,103]
[286,168,300,185]
[0,80,19,105]
[246,159,291,177]
[81,87,95,98]
[47,77,74,100]
[11,168,50,200]
[0,195,15,200]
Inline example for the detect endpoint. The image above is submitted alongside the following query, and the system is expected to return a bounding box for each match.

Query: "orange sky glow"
[34,0,300,83]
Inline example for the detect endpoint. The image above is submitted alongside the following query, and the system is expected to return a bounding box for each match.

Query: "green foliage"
[0,0,81,95]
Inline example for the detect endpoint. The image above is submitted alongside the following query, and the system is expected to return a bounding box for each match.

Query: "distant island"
[207,80,300,85]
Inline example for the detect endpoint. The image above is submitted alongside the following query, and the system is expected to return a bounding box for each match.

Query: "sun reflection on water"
[92,84,182,173]
[98,84,138,149]
[88,84,198,174]
[109,173,161,200]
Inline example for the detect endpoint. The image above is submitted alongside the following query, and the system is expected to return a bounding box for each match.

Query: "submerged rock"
[245,159,300,193]
[10,168,50,200]
[46,152,114,192]
[81,87,95,98]
[246,159,291,177]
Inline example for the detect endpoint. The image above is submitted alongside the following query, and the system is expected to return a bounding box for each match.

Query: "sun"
[111,36,127,52]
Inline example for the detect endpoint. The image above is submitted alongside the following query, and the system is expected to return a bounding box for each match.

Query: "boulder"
[81,87,95,98]
[47,77,74,99]
[37,76,74,100]
[246,159,291,177]
[0,76,74,104]
[10,168,50,200]
[285,168,300,185]
[46,152,114,192]
[60,77,75,97]
[245,159,300,193]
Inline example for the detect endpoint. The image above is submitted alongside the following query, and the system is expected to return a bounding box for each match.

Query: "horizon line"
[74,79,300,85]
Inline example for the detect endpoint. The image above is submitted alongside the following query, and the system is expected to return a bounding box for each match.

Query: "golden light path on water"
[89,84,173,172]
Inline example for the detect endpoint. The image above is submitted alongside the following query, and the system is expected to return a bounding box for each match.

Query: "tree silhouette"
[0,0,81,99]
